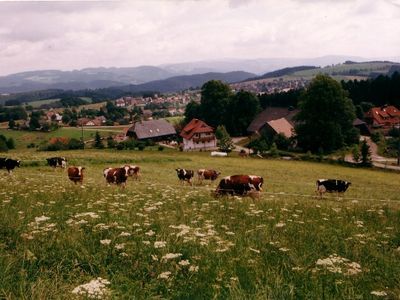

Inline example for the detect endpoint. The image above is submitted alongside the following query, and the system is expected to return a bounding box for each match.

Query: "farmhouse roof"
[247,107,299,133]
[180,118,214,140]
[128,119,176,139]
[266,118,294,138]
[365,105,400,126]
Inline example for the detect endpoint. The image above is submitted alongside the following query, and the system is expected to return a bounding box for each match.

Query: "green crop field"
[0,149,399,299]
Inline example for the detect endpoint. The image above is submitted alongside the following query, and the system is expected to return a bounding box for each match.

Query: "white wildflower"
[35,215,50,223]
[370,291,387,297]
[154,241,167,248]
[119,232,131,237]
[145,230,155,236]
[189,265,199,273]
[158,271,171,279]
[100,239,111,245]
[161,253,182,260]
[114,243,125,250]
[275,222,286,228]
[178,259,190,266]
[71,277,110,299]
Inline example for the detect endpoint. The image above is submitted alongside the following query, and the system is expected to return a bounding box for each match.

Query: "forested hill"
[0,71,255,105]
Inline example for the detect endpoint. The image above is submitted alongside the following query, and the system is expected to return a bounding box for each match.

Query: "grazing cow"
[175,168,194,185]
[104,165,138,187]
[122,165,140,180]
[215,175,263,196]
[197,169,220,184]
[46,157,67,168]
[0,158,21,174]
[67,166,85,184]
[316,179,351,198]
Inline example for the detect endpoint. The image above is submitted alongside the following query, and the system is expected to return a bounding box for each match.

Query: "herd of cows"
[0,156,352,198]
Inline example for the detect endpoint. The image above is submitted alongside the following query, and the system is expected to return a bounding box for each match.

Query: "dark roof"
[247,107,299,133]
[180,118,214,140]
[353,118,366,126]
[128,119,176,139]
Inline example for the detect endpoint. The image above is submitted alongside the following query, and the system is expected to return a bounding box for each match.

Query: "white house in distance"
[180,118,217,151]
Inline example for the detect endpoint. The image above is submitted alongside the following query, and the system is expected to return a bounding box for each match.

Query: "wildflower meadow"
[0,150,399,299]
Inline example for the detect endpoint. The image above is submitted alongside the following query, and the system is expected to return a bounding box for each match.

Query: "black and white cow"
[47,157,67,168]
[0,158,21,174]
[316,179,351,198]
[175,168,194,185]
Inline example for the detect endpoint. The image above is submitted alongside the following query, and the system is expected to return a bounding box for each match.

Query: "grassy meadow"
[0,149,400,299]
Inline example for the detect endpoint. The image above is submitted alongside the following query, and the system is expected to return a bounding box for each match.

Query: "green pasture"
[0,127,123,149]
[0,150,399,299]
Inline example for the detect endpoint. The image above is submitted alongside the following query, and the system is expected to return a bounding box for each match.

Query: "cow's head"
[16,160,21,167]
[345,181,351,190]
[175,168,182,174]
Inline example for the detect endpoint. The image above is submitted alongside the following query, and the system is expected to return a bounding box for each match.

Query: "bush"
[371,131,383,143]
[158,145,164,151]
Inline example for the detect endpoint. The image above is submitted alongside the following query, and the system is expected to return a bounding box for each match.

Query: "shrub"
[158,145,164,151]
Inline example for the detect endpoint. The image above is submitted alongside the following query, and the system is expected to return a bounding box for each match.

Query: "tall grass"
[0,150,399,299]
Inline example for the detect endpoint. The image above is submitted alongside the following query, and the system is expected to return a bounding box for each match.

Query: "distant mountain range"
[1,55,399,99]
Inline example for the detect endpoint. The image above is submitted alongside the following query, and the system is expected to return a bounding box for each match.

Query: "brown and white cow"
[104,165,139,188]
[215,175,264,197]
[67,166,85,184]
[197,169,221,184]
[316,179,351,198]
[122,165,140,180]
[175,168,194,185]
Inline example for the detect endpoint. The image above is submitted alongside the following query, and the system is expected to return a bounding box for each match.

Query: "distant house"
[364,105,400,133]
[46,110,62,123]
[180,118,217,151]
[264,118,294,138]
[247,107,299,134]
[77,116,106,126]
[126,119,176,141]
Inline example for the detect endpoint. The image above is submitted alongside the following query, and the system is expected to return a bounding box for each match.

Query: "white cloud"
[0,0,399,75]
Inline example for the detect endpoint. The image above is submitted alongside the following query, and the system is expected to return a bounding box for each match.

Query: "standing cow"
[316,179,351,198]
[122,165,140,180]
[0,158,21,174]
[215,175,263,197]
[175,168,194,185]
[104,165,140,187]
[47,157,67,169]
[197,169,221,184]
[67,166,85,184]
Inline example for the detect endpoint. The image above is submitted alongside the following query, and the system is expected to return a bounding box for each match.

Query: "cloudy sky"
[0,0,399,75]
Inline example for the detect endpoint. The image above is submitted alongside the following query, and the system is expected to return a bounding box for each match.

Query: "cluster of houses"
[231,78,309,94]
[117,104,400,152]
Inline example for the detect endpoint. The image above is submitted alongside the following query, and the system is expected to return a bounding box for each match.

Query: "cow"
[103,165,136,188]
[316,179,351,198]
[67,166,85,184]
[215,175,264,197]
[0,158,21,174]
[175,168,194,185]
[197,169,220,185]
[46,157,67,169]
[122,165,140,181]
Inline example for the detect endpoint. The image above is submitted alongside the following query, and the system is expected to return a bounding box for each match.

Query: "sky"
[0,0,399,76]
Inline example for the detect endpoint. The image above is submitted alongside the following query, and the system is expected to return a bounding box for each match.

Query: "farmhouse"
[77,116,106,126]
[180,118,217,151]
[247,107,299,134]
[264,118,294,138]
[126,119,176,141]
[364,105,400,132]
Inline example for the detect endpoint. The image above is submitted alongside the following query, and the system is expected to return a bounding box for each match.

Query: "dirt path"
[362,136,400,171]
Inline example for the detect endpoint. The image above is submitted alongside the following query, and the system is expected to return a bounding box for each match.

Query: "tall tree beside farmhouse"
[184,101,201,123]
[200,80,233,128]
[225,90,261,136]
[295,74,359,153]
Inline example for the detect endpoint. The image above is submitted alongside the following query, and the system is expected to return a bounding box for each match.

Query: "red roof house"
[180,119,217,151]
[365,105,400,132]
